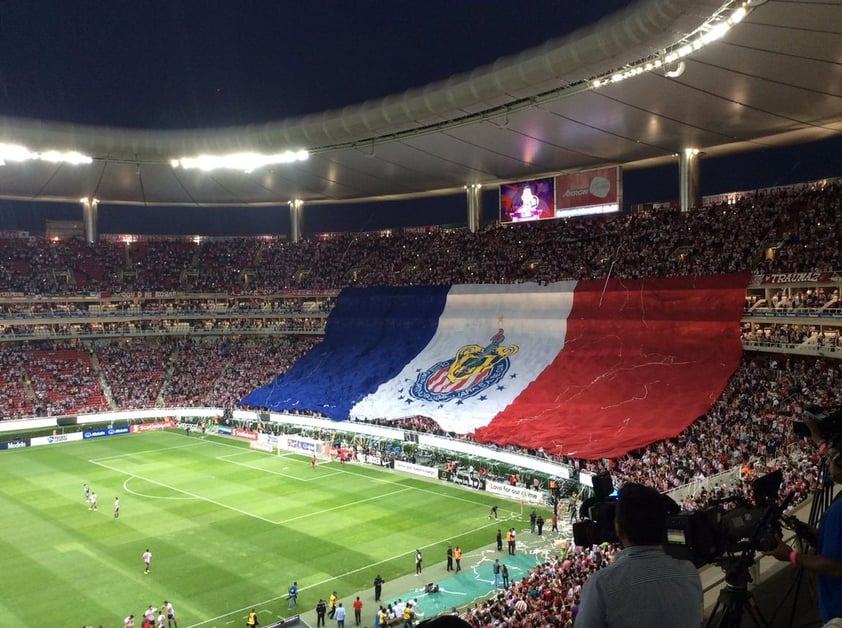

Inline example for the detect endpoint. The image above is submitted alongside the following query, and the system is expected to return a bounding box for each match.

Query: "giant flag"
[241,274,749,459]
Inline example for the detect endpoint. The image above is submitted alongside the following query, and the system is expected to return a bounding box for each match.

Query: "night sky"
[0,1,839,236]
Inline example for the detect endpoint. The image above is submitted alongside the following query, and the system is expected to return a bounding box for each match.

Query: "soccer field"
[0,430,521,627]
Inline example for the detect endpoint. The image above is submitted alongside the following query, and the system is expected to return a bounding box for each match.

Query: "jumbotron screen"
[499,177,556,224]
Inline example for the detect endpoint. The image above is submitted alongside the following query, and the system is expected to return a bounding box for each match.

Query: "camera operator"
[765,418,842,624]
[575,482,703,628]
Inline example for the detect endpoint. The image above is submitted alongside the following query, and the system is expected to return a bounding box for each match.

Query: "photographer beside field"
[766,417,842,624]
[575,483,703,628]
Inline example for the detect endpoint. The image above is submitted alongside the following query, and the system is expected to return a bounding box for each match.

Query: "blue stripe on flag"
[240,285,450,418]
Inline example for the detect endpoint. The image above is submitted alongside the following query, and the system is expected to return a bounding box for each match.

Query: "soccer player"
[157,609,166,628]
[89,492,97,511]
[163,600,177,628]
[124,615,135,628]
[143,548,152,574]
[488,505,498,519]
[114,497,120,519]
[311,455,317,469]
[83,483,90,502]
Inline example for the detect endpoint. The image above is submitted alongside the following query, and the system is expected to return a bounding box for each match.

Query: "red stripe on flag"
[472,274,749,459]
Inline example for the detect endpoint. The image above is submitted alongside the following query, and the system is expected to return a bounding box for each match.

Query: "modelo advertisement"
[83,426,130,439]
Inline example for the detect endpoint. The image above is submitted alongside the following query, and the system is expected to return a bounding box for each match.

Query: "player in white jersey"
[143,549,152,574]
[89,492,97,510]
[163,600,177,628]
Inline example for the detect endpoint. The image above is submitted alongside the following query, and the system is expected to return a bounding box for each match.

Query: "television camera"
[573,469,796,627]
[793,405,842,440]
[572,469,793,569]
[663,469,792,568]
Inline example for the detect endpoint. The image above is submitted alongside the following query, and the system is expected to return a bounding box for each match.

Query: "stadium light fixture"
[588,0,755,90]
[39,150,93,165]
[0,142,92,166]
[0,143,37,164]
[171,149,310,173]
[664,61,686,78]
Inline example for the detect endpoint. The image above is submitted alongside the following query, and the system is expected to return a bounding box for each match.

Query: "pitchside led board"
[499,167,621,223]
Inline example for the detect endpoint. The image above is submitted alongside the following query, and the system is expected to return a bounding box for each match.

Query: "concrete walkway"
[288,523,573,628]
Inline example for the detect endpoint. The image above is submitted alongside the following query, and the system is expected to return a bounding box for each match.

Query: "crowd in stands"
[0,296,333,318]
[382,353,831,512]
[0,182,840,295]
[452,355,836,627]
[0,182,839,481]
[463,544,618,628]
[2,181,842,625]
[581,354,834,492]
[0,316,326,341]
[747,287,840,312]
[21,346,109,416]
[743,322,842,350]
[0,336,320,419]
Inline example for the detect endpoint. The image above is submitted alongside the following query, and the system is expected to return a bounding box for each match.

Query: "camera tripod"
[706,553,770,628]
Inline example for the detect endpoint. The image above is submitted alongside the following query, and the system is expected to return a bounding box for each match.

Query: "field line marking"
[89,460,279,525]
[186,518,502,628]
[215,453,343,482]
[122,476,195,500]
[274,486,413,525]
[89,440,208,463]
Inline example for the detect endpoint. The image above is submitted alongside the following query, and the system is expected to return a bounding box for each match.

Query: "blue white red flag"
[241,275,748,458]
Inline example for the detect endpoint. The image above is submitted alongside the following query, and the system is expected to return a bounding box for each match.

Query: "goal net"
[276,435,332,464]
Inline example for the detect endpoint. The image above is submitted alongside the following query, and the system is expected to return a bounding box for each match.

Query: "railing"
[664,468,742,504]
[742,339,842,359]
[744,307,842,319]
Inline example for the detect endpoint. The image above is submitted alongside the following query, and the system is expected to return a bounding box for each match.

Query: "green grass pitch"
[0,430,517,627]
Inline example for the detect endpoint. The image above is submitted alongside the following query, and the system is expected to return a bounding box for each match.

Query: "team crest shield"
[410,329,519,402]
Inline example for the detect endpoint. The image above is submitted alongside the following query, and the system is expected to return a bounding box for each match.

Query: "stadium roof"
[0,0,839,208]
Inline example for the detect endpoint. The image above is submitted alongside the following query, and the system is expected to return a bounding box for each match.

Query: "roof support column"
[466,184,483,232]
[81,197,99,244]
[679,148,700,213]
[289,199,304,243]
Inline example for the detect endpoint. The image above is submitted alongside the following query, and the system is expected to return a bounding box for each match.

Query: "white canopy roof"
[0,0,839,207]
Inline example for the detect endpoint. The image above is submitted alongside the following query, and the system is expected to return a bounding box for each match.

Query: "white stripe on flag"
[349,281,576,433]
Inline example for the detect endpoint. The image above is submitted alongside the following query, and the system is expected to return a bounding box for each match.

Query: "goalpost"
[275,434,333,464]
